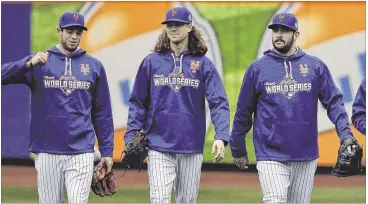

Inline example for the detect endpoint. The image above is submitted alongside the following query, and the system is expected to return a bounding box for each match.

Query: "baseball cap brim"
[268,23,296,31]
[161,19,190,24]
[60,24,88,31]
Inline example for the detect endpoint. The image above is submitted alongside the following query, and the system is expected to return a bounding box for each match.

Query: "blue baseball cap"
[268,13,298,31]
[59,12,88,31]
[161,7,192,24]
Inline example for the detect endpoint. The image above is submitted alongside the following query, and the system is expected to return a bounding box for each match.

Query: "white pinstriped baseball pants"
[256,160,318,204]
[34,152,94,204]
[147,150,203,204]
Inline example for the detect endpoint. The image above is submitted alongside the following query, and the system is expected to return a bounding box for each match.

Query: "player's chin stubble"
[272,38,294,54]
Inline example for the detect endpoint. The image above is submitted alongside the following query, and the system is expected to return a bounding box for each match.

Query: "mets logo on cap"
[172,9,177,16]
[73,13,79,20]
[278,14,284,21]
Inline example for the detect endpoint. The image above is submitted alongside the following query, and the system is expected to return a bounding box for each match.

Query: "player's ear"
[57,27,62,37]
[294,31,300,40]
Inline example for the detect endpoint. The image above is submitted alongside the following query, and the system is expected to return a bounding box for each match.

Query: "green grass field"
[2,186,365,203]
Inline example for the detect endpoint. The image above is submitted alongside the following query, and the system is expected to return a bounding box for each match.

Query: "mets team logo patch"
[190,60,200,73]
[80,64,90,75]
[299,64,309,77]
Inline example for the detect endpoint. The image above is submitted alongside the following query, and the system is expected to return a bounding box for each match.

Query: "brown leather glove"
[91,164,118,197]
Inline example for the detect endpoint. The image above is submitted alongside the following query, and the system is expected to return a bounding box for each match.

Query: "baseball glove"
[91,164,118,197]
[331,137,363,177]
[121,131,148,172]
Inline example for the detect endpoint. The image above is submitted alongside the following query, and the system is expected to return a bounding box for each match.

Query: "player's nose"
[71,32,78,39]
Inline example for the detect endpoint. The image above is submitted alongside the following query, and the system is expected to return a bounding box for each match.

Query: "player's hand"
[29,52,48,67]
[212,140,225,163]
[97,156,113,174]
[233,156,249,170]
[120,152,126,163]
[342,137,358,154]
[347,144,358,154]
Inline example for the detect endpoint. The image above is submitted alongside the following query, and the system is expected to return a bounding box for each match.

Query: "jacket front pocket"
[43,115,90,150]
[153,112,204,149]
[266,122,312,156]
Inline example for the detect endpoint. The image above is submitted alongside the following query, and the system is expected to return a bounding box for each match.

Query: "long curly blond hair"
[153,25,208,56]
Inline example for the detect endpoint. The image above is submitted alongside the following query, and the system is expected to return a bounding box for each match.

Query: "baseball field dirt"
[2,165,365,188]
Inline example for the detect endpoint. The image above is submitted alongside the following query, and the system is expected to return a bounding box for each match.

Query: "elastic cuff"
[214,133,230,142]
[339,133,353,142]
[231,150,248,158]
[99,148,113,157]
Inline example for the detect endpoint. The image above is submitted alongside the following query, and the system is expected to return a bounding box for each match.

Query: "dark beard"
[272,38,294,54]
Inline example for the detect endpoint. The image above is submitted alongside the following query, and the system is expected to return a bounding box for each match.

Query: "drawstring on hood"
[64,57,72,76]
[283,61,293,79]
[171,53,184,74]
[264,47,305,80]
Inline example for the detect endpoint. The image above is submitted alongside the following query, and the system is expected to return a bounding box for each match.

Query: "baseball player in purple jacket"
[2,12,114,203]
[124,7,230,204]
[352,78,366,136]
[229,13,359,203]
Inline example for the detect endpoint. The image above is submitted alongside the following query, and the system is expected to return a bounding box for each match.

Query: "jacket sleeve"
[92,62,114,157]
[203,59,230,144]
[124,57,151,144]
[229,65,257,158]
[2,55,33,86]
[352,78,366,136]
[317,60,353,141]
